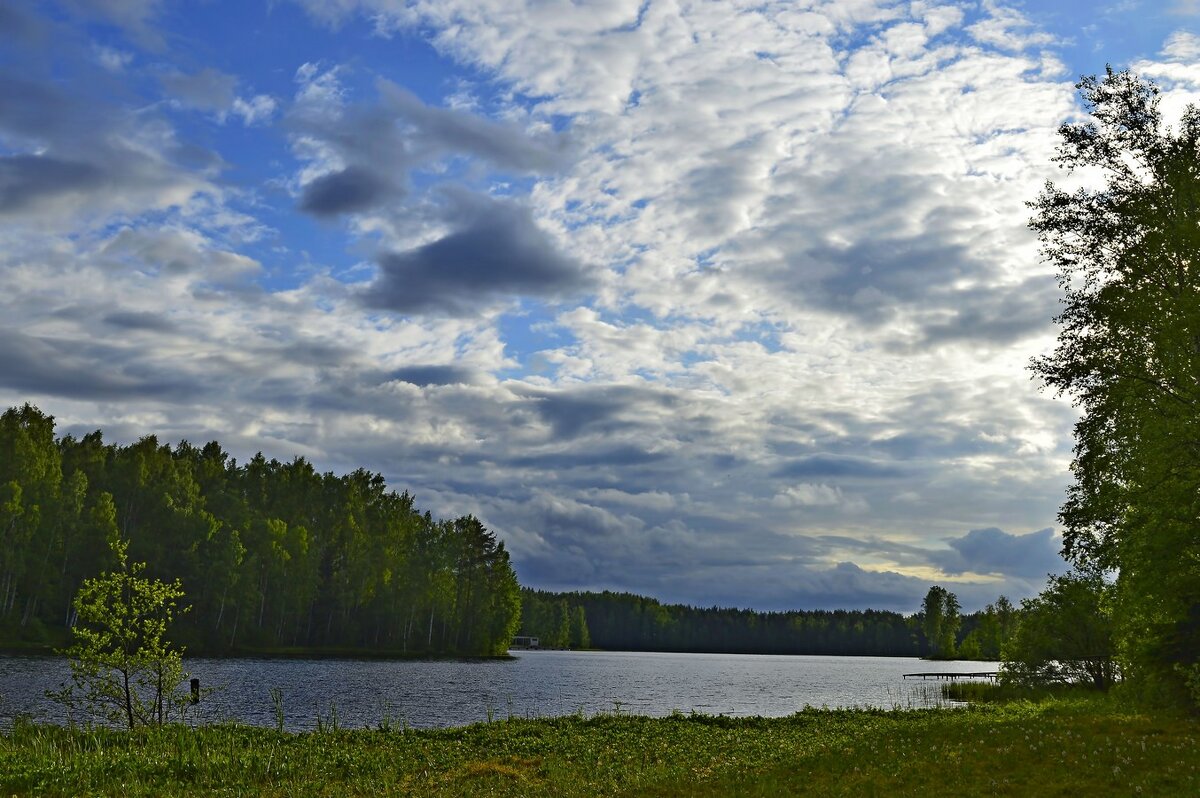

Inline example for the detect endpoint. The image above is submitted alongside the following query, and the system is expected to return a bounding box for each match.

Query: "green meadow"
[2,692,1196,796]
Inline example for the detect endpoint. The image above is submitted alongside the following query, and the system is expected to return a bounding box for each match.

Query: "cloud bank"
[2,0,1181,610]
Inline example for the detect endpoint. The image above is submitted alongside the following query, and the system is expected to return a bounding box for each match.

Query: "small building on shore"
[511,636,540,649]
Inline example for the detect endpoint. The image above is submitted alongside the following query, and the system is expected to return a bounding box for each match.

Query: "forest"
[0,399,1027,663]
[519,588,1018,659]
[0,404,521,656]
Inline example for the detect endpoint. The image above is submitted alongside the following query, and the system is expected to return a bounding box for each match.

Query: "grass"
[1,693,1196,796]
[940,681,1091,704]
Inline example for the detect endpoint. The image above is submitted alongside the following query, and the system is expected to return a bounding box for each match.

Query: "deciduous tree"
[50,533,192,728]
[1001,572,1117,690]
[921,585,961,658]
[1030,67,1200,702]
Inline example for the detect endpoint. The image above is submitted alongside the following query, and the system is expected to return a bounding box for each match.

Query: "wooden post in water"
[190,678,201,704]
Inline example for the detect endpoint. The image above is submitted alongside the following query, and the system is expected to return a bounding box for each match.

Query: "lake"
[0,651,998,731]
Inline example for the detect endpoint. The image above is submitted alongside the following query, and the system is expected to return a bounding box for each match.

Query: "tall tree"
[1030,68,1200,703]
[920,586,960,658]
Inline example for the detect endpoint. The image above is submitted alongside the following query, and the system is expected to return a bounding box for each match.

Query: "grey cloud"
[914,276,1059,348]
[273,341,356,368]
[775,562,932,612]
[758,228,1055,348]
[508,445,667,471]
[361,198,591,315]
[291,78,570,218]
[523,388,629,438]
[866,426,996,461]
[795,235,982,325]
[647,560,1039,613]
[387,365,479,386]
[379,81,571,173]
[299,166,398,217]
[511,382,681,440]
[0,328,190,400]
[0,69,208,219]
[0,75,81,142]
[102,310,176,332]
[160,68,237,111]
[99,229,260,288]
[0,156,105,213]
[775,454,906,480]
[932,527,1067,580]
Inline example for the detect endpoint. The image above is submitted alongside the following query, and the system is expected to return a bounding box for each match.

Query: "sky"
[3,0,1198,614]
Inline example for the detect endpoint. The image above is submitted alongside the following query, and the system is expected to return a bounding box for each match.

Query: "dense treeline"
[520,588,1020,658]
[0,404,520,656]
[519,590,591,648]
[521,589,924,656]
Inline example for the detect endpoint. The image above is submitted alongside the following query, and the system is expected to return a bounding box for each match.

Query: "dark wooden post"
[190,678,200,704]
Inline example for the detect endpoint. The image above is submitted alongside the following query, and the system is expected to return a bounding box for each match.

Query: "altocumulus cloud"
[290,71,570,220]
[3,0,1191,612]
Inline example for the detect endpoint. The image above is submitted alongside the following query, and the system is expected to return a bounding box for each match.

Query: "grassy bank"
[2,694,1196,796]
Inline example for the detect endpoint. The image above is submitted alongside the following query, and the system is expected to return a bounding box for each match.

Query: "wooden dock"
[903,671,998,680]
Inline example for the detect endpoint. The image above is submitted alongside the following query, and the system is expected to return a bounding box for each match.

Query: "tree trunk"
[123,668,135,730]
[258,574,268,628]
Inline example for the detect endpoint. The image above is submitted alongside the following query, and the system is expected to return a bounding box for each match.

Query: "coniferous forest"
[0,404,521,656]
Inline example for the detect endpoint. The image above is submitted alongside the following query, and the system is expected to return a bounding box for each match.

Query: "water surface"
[0,650,997,731]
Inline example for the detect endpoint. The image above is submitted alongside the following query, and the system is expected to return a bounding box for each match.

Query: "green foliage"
[1001,572,1116,690]
[942,680,1103,704]
[957,596,1018,660]
[1,695,1196,796]
[1029,67,1200,704]
[920,586,961,658]
[570,605,590,649]
[49,534,191,728]
[0,405,521,658]
[520,589,925,655]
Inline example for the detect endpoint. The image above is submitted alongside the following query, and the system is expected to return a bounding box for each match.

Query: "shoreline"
[2,692,1194,796]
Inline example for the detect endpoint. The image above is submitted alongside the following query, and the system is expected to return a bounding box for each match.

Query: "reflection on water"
[0,651,997,731]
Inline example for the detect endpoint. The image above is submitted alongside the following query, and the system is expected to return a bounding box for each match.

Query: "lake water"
[0,651,998,731]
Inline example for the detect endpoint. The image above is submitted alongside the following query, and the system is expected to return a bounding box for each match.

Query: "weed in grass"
[270,687,285,732]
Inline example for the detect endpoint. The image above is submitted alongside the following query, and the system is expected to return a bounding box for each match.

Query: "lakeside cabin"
[511,635,540,649]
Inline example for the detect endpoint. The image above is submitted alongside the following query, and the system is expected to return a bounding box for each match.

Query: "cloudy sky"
[3,0,1197,613]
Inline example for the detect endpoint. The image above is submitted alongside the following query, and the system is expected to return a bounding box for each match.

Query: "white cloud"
[771,483,863,510]
[966,1,1058,51]
[1162,29,1200,59]
[231,94,278,126]
[94,44,133,71]
[20,0,1187,610]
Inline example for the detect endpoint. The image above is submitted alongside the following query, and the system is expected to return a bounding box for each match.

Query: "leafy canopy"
[1030,67,1200,701]
[49,533,193,728]
[1001,572,1117,689]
